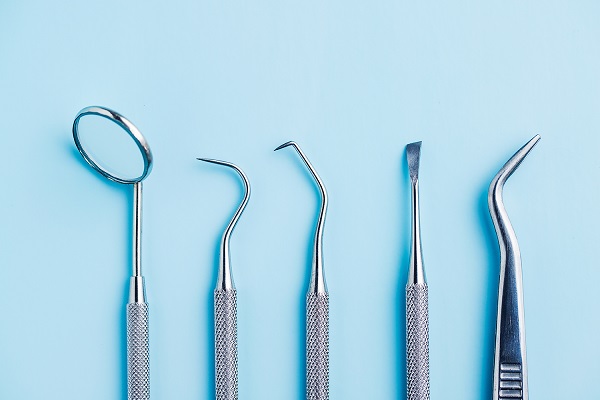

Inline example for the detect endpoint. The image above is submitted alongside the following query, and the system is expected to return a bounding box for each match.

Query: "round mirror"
[73,106,153,184]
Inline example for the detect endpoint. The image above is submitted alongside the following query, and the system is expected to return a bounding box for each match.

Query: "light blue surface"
[1,1,599,399]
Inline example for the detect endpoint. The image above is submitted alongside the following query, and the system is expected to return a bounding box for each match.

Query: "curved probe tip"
[197,158,249,184]
[274,141,298,151]
[275,140,328,293]
[197,157,225,165]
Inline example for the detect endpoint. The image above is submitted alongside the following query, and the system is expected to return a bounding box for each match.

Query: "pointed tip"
[521,134,541,155]
[197,158,248,189]
[489,134,541,196]
[518,135,541,156]
[197,158,232,168]
[406,141,422,183]
[274,141,297,151]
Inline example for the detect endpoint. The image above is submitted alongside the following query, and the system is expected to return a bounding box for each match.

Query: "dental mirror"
[73,106,152,183]
[72,105,153,400]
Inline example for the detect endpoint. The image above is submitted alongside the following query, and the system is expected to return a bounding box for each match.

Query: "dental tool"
[73,106,153,400]
[489,135,541,400]
[198,158,250,400]
[405,141,430,400]
[275,141,329,400]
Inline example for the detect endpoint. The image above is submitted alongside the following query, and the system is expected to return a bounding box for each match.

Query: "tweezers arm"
[493,264,528,400]
[406,283,430,400]
[306,292,329,400]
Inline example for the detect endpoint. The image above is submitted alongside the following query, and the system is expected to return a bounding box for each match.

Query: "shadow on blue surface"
[68,140,135,400]
[205,235,219,400]
[477,173,500,400]
[395,148,410,399]
[120,281,129,400]
[297,221,313,400]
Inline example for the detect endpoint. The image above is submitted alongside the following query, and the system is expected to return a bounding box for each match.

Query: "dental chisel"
[489,135,540,400]
[405,141,430,400]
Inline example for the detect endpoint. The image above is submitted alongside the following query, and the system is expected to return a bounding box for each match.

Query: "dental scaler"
[275,141,329,400]
[198,158,250,400]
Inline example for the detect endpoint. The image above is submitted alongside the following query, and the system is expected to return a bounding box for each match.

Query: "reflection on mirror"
[75,115,147,182]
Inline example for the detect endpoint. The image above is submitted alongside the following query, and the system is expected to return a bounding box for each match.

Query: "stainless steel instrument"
[73,106,153,400]
[275,141,329,400]
[405,141,430,400]
[197,158,250,400]
[489,135,540,400]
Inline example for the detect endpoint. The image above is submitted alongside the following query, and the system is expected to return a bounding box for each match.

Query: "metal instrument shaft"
[405,141,430,400]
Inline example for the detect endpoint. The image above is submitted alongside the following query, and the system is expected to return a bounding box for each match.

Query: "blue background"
[1,1,599,399]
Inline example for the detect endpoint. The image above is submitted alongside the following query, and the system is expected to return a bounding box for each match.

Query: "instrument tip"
[406,141,422,183]
[274,141,297,151]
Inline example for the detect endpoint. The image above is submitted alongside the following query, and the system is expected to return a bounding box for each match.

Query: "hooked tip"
[274,141,298,151]
[197,158,244,173]
[197,157,221,164]
[406,141,422,183]
[197,156,250,199]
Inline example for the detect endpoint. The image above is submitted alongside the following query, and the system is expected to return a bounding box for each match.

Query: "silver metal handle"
[306,292,329,400]
[406,283,430,400]
[126,302,150,400]
[214,289,238,400]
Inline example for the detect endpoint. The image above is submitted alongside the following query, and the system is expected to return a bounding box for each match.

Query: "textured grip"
[126,302,150,400]
[406,283,430,400]
[306,292,329,400]
[214,289,238,400]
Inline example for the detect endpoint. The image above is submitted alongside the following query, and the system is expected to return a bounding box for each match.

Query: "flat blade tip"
[406,141,422,182]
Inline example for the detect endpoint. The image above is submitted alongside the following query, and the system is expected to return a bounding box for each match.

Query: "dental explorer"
[73,106,153,400]
[197,158,250,400]
[405,141,430,400]
[275,141,329,400]
[489,135,540,400]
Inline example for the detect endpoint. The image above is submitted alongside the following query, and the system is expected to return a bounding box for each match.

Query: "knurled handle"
[406,283,430,400]
[126,302,150,400]
[214,289,238,400]
[306,292,329,400]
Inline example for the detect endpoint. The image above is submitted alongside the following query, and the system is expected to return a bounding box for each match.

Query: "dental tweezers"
[489,135,540,400]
